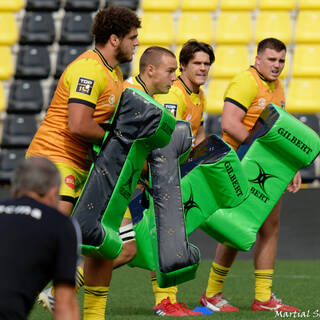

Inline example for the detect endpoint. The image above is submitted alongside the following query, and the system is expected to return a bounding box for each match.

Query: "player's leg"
[200,244,239,312]
[83,257,113,320]
[252,198,298,311]
[113,209,137,269]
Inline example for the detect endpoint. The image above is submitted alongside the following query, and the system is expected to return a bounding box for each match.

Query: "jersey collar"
[93,48,114,72]
[178,76,193,95]
[250,65,271,83]
[135,74,150,95]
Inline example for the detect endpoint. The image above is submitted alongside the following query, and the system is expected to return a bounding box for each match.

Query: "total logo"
[65,175,75,190]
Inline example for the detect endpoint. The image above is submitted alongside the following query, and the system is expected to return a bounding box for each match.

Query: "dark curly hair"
[179,40,215,72]
[92,6,141,45]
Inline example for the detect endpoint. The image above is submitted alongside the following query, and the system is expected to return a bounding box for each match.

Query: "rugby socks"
[75,266,84,292]
[206,262,230,297]
[254,269,274,302]
[151,276,178,305]
[83,286,108,320]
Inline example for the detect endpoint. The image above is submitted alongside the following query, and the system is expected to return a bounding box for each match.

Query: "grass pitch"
[30,259,320,319]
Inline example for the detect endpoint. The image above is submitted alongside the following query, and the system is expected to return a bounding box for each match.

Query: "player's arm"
[193,125,205,147]
[221,100,249,145]
[68,103,105,145]
[53,283,80,320]
[66,59,108,145]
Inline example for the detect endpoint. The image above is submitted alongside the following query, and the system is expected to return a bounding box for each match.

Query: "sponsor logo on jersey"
[0,205,42,219]
[258,98,266,108]
[108,94,115,105]
[65,175,75,190]
[164,103,177,117]
[76,77,94,95]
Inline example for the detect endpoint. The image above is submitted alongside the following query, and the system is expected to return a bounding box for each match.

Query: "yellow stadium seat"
[259,0,296,10]
[0,46,13,80]
[206,79,230,114]
[0,0,24,11]
[0,13,18,46]
[255,11,292,44]
[215,12,252,44]
[138,12,175,46]
[295,11,320,43]
[299,0,320,10]
[0,81,5,113]
[292,45,320,77]
[286,78,320,113]
[131,45,171,76]
[141,0,179,11]
[220,0,257,11]
[176,12,213,45]
[212,45,249,78]
[181,0,218,11]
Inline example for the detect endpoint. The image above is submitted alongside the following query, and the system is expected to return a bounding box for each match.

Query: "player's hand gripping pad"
[201,104,320,251]
[72,87,175,259]
[148,121,200,288]
[129,134,249,276]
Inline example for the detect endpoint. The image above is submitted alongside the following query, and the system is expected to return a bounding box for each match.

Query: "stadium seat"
[259,0,296,10]
[104,0,139,11]
[299,162,318,184]
[295,11,320,43]
[204,114,222,137]
[59,12,93,45]
[286,78,320,113]
[0,149,26,184]
[55,45,87,79]
[19,12,56,45]
[180,0,218,11]
[141,0,179,11]
[211,45,250,78]
[1,114,38,148]
[215,11,252,44]
[220,0,257,11]
[64,0,100,11]
[138,12,174,46]
[0,81,5,113]
[0,46,14,80]
[0,13,18,46]
[15,46,51,79]
[255,11,292,44]
[206,79,229,114]
[292,45,320,77]
[176,12,214,45]
[0,0,24,12]
[7,80,44,114]
[293,113,320,134]
[299,0,320,10]
[119,62,131,80]
[25,0,61,11]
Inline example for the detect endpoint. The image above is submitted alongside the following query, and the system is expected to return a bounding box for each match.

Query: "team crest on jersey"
[65,175,75,190]
[164,103,177,117]
[76,77,94,95]
[258,98,266,108]
[108,94,115,106]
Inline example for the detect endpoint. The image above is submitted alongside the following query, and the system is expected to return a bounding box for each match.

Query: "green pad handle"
[201,104,320,251]
[72,87,175,259]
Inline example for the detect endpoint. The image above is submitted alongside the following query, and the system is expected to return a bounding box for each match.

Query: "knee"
[121,240,137,263]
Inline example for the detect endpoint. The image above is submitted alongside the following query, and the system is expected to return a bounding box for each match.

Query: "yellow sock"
[151,276,177,305]
[75,266,84,292]
[84,286,108,320]
[206,262,230,297]
[254,269,274,302]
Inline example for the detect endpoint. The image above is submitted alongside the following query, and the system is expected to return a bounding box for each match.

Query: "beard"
[116,47,133,64]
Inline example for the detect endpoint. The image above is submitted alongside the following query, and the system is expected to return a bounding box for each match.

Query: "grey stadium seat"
[25,0,61,11]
